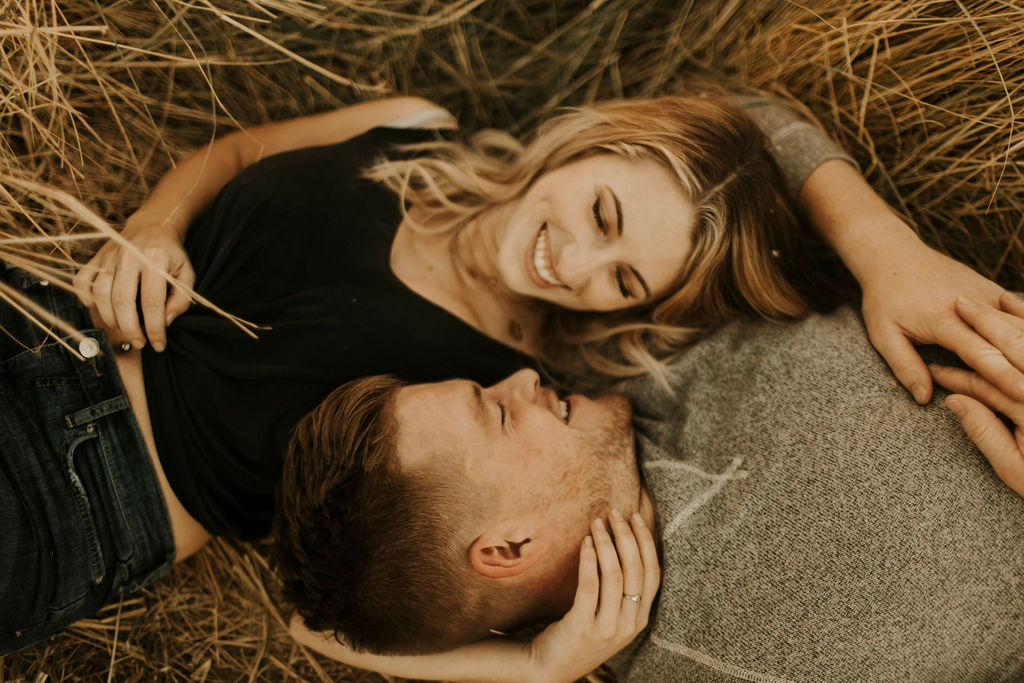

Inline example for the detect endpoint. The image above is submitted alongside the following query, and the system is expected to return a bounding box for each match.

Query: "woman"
[2,93,809,655]
[2,94,1019,658]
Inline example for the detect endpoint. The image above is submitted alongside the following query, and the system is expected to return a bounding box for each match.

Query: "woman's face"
[492,154,696,312]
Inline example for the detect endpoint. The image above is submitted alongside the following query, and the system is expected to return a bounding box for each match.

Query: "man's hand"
[73,212,194,352]
[526,509,660,683]
[930,293,1024,497]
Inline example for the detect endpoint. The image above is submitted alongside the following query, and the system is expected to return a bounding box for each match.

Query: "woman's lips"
[525,223,566,289]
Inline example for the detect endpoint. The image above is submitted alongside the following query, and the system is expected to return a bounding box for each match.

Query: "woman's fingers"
[606,510,643,628]
[945,394,1024,498]
[866,322,932,404]
[564,536,600,627]
[164,258,195,329]
[111,253,146,348]
[632,512,660,622]
[591,517,623,622]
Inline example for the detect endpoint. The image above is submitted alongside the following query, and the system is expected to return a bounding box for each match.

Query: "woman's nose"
[557,241,609,288]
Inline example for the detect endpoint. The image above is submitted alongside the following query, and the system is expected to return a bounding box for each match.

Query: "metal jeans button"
[78,338,100,358]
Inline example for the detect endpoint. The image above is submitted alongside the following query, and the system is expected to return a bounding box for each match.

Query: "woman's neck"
[451,205,505,289]
[392,207,543,356]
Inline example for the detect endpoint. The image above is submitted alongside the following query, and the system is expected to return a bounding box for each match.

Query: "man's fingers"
[868,325,932,404]
[954,296,1024,393]
[945,394,1024,498]
[999,291,1024,320]
[929,364,1023,423]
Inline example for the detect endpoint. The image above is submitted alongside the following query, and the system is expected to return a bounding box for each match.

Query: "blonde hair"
[366,96,808,381]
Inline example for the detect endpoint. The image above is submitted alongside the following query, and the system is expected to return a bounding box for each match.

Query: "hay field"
[1,0,1022,680]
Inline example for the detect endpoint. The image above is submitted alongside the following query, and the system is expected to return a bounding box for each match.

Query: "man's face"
[393,369,646,540]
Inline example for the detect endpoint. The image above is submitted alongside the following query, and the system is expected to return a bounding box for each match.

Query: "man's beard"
[578,393,637,516]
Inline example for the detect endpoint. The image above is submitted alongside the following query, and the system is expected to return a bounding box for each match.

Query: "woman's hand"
[858,237,1024,405]
[929,293,1024,497]
[795,159,1024,405]
[73,212,194,352]
[526,510,661,683]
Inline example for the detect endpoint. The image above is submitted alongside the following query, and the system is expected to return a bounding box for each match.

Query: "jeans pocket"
[54,424,107,611]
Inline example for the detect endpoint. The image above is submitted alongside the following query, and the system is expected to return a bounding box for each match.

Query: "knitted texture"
[614,307,1024,682]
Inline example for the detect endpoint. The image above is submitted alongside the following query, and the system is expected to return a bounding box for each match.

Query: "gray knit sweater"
[613,307,1024,682]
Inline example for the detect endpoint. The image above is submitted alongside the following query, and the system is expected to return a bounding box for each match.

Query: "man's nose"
[490,368,540,400]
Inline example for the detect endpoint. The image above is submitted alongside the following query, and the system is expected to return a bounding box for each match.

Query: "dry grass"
[1,0,1022,680]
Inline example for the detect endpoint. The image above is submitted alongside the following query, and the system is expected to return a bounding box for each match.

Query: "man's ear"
[468,532,551,578]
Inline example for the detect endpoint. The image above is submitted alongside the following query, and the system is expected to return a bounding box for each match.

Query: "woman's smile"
[494,153,696,312]
[526,223,567,289]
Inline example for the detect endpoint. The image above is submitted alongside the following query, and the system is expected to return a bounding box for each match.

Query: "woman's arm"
[289,511,660,683]
[73,96,455,351]
[797,159,1024,405]
[738,95,1024,405]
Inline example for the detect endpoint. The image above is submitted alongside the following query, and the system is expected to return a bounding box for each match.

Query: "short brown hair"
[273,375,497,654]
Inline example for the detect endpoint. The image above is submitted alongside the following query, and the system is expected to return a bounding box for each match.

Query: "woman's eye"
[592,196,607,235]
[498,401,507,427]
[615,267,633,299]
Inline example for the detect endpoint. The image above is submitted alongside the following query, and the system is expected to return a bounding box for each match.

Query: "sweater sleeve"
[733,95,859,199]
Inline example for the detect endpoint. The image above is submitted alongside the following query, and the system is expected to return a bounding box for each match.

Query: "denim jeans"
[0,265,175,654]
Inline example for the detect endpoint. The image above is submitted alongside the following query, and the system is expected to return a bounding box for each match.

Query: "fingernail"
[583,535,593,548]
[594,518,606,532]
[133,339,146,350]
[1003,291,1022,304]
[911,383,928,404]
[165,314,177,327]
[944,395,964,415]
[957,295,973,307]
[152,341,165,353]
[632,512,646,527]
[610,508,624,522]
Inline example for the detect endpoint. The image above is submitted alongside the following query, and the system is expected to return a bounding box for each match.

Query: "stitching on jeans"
[60,428,106,595]
[94,417,141,569]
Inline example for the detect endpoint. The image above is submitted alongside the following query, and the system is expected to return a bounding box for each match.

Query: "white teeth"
[533,225,563,287]
[559,399,569,423]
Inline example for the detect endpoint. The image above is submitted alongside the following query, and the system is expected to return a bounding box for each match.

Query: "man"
[276,297,1024,681]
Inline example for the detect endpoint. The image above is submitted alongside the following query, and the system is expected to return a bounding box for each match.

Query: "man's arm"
[741,95,1024,405]
[930,292,1024,497]
[288,511,660,683]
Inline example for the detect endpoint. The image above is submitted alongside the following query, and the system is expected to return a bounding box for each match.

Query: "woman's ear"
[468,533,551,578]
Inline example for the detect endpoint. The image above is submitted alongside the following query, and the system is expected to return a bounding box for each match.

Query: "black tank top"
[141,127,530,539]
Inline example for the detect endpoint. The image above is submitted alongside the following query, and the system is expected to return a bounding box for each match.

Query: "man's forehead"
[393,380,481,470]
